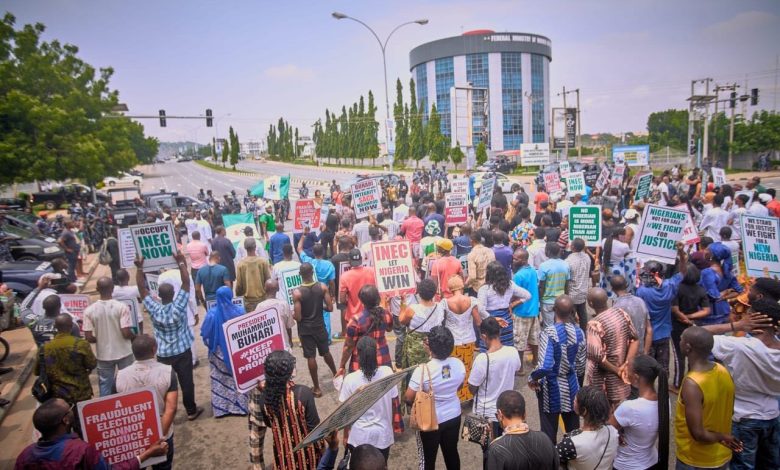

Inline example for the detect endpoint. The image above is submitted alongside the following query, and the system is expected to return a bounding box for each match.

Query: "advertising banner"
[635,204,688,264]
[477,177,496,212]
[543,172,562,193]
[351,179,382,219]
[558,161,571,178]
[552,108,577,149]
[712,168,726,187]
[118,228,136,269]
[223,304,287,393]
[740,214,780,277]
[633,172,654,202]
[130,222,177,272]
[520,143,551,166]
[293,199,321,233]
[595,166,610,192]
[444,193,469,225]
[60,294,90,328]
[613,145,650,167]
[372,240,416,296]
[566,171,587,196]
[568,206,602,247]
[610,164,626,189]
[673,204,701,245]
[78,388,165,467]
[279,267,317,307]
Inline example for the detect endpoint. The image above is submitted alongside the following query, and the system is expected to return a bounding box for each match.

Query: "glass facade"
[466,53,489,147]
[501,52,523,150]
[415,65,428,124]
[434,57,454,137]
[531,54,545,143]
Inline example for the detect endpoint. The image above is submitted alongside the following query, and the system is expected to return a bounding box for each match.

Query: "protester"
[235,237,272,312]
[338,249,377,332]
[466,229,496,294]
[195,252,232,304]
[36,314,95,406]
[556,386,619,470]
[565,238,592,332]
[510,248,540,375]
[611,275,652,355]
[297,235,336,339]
[256,279,295,350]
[538,242,570,327]
[112,268,143,333]
[24,295,79,346]
[211,226,237,281]
[477,261,530,350]
[670,264,711,391]
[185,230,209,281]
[597,226,633,299]
[337,285,393,376]
[268,222,291,265]
[398,278,441,373]
[430,238,462,298]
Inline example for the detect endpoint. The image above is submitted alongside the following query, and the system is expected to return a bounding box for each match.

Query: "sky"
[6,0,780,144]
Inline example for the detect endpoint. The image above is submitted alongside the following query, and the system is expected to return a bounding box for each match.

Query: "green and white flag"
[222,213,257,249]
[249,175,290,200]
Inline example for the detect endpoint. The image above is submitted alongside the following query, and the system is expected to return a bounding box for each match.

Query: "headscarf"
[200,286,245,374]
[709,242,734,282]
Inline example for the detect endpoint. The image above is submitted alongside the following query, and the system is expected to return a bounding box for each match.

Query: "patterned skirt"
[600,258,637,299]
[452,342,476,402]
[478,308,513,352]
[209,349,249,417]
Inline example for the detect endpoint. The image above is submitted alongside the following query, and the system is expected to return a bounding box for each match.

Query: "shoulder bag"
[409,363,438,431]
[98,239,112,265]
[461,351,493,448]
[32,346,53,403]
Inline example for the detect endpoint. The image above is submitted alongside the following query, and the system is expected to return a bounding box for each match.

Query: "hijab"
[708,242,734,282]
[200,285,245,374]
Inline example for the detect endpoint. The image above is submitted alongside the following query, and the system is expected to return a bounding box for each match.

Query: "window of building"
[435,57,454,137]
[466,53,489,147]
[416,65,428,124]
[531,54,545,143]
[501,52,523,150]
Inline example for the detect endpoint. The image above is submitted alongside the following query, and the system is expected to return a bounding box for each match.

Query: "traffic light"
[750,88,759,106]
[206,109,213,127]
[159,110,167,127]
[730,92,736,109]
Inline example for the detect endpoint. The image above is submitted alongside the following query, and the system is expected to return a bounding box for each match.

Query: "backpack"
[98,238,113,265]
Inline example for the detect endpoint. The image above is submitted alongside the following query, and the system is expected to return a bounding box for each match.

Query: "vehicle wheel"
[16,255,37,262]
[133,180,140,186]
[108,181,116,187]
[0,336,9,363]
[44,201,56,211]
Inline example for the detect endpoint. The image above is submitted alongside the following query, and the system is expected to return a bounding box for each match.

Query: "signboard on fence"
[568,206,602,247]
[674,204,701,245]
[712,168,726,187]
[60,294,90,327]
[78,388,165,467]
[293,199,321,233]
[520,143,550,166]
[543,172,562,193]
[566,171,587,196]
[351,179,383,219]
[371,240,416,296]
[118,228,136,269]
[634,172,654,202]
[206,296,245,312]
[477,177,496,212]
[129,222,177,272]
[613,145,650,167]
[595,166,610,192]
[449,178,469,196]
[223,304,287,393]
[635,204,688,264]
[559,161,571,178]
[279,267,317,307]
[610,164,625,189]
[444,193,469,225]
[294,367,413,452]
[740,214,780,277]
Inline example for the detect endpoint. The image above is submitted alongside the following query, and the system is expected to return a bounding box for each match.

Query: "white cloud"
[702,10,779,37]
[262,64,315,81]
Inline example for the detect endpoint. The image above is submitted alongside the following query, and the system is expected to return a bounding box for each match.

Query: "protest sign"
[635,204,688,264]
[559,161,571,178]
[279,267,317,307]
[294,367,414,452]
[293,199,321,233]
[566,171,587,196]
[223,304,287,393]
[78,388,165,467]
[146,273,159,299]
[206,296,245,312]
[117,228,136,269]
[543,172,562,193]
[449,178,469,196]
[477,177,496,212]
[351,179,382,219]
[444,193,469,225]
[117,298,140,333]
[392,204,409,223]
[520,143,550,166]
[60,294,90,327]
[613,145,650,167]
[610,164,625,188]
[595,166,610,192]
[700,170,708,197]
[673,204,701,245]
[568,206,602,247]
[712,168,726,187]
[130,222,177,272]
[633,172,653,202]
[740,214,780,277]
[372,240,416,296]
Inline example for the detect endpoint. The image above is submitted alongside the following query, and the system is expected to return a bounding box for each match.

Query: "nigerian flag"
[249,175,290,200]
[222,213,256,249]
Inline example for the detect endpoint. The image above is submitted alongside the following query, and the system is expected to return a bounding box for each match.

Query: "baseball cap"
[758,193,772,203]
[348,248,363,267]
[622,209,639,222]
[436,238,454,251]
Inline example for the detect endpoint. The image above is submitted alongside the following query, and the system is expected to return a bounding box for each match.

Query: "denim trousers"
[97,354,134,397]
[152,434,175,470]
[676,460,728,470]
[730,417,780,470]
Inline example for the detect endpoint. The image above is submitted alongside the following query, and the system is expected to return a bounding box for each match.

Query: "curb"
[0,344,37,425]
[78,256,100,295]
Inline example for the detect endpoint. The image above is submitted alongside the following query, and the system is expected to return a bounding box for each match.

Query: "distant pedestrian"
[36,314,96,406]
[211,226,236,281]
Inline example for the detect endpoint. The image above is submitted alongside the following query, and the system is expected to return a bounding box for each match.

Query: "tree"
[0,14,158,185]
[409,78,425,166]
[646,109,688,151]
[732,110,780,154]
[229,127,240,169]
[476,141,488,166]
[450,142,464,169]
[366,91,379,161]
[393,78,409,163]
[221,138,229,166]
[426,103,447,163]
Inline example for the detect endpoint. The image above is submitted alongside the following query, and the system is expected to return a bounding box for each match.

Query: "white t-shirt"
[467,346,521,421]
[339,366,397,449]
[613,398,659,470]
[748,203,769,217]
[657,182,669,206]
[560,425,620,470]
[599,238,631,263]
[408,357,466,424]
[158,270,197,327]
[112,285,142,325]
[256,298,295,351]
[196,219,213,242]
[408,303,445,334]
[82,299,133,361]
[440,297,486,345]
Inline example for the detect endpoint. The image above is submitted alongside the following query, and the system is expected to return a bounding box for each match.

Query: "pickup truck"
[111,190,207,227]
[31,184,108,210]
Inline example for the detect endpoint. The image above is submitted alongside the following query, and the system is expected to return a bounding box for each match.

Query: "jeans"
[152,434,175,470]
[541,302,555,328]
[158,349,197,415]
[97,354,134,397]
[675,460,728,470]
[649,338,670,378]
[417,415,461,470]
[66,253,78,282]
[731,417,780,470]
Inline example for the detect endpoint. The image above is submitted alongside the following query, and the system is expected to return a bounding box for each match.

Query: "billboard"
[520,143,550,166]
[552,108,576,149]
[613,145,650,167]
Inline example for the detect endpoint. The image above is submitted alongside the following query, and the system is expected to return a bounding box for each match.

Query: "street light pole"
[332,12,428,174]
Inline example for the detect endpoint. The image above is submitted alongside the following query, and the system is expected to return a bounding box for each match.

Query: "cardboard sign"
[477,177,496,212]
[595,166,610,192]
[294,367,413,452]
[543,172,562,193]
[146,274,160,299]
[635,204,688,264]
[351,179,382,219]
[372,240,416,296]
[60,294,90,327]
[293,199,321,233]
[740,214,780,277]
[520,143,550,166]
[566,171,587,196]
[117,298,140,333]
[568,205,602,247]
[279,267,317,307]
[634,172,654,202]
[392,204,409,223]
[559,161,571,178]
[444,193,469,225]
[613,145,649,167]
[712,168,726,187]
[449,178,469,195]
[223,304,287,393]
[610,164,625,189]
[205,296,245,312]
[78,388,165,467]
[700,170,708,197]
[130,222,177,272]
[118,228,136,269]
[673,204,701,245]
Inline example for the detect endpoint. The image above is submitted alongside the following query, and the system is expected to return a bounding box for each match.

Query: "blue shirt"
[195,264,230,300]
[637,273,682,341]
[423,213,445,237]
[269,232,291,264]
[493,245,513,275]
[300,251,335,285]
[512,265,540,317]
[143,289,193,357]
[453,235,472,257]
[538,258,570,304]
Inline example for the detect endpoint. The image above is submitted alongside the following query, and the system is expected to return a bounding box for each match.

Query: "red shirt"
[767,199,780,217]
[339,266,377,321]
[534,192,549,212]
[430,255,463,299]
[400,216,424,243]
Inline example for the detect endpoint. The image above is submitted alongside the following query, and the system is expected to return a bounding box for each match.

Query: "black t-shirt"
[492,192,508,211]
[330,252,350,293]
[296,283,325,335]
[673,283,710,314]
[325,213,339,232]
[533,210,562,227]
[486,431,559,470]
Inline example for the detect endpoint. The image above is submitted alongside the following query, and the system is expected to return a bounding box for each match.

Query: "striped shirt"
[143,289,194,358]
[530,322,586,413]
[585,307,638,403]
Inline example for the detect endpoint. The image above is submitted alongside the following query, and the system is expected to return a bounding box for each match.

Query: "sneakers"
[187,407,204,421]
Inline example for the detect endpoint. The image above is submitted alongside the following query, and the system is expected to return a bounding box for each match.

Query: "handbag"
[32,346,53,403]
[409,364,438,431]
[461,351,493,448]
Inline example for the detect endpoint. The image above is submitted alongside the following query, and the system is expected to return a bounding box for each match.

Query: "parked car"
[3,225,64,261]
[0,260,53,299]
[477,156,517,174]
[471,172,516,193]
[111,190,206,227]
[1,210,43,235]
[103,172,143,187]
[30,184,108,211]
[0,197,28,211]
[128,169,145,177]
[176,156,192,162]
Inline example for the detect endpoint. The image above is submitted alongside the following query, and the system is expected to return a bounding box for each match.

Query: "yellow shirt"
[674,363,735,467]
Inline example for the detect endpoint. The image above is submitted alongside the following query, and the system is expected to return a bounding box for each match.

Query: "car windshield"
[4,224,34,238]
[7,212,37,223]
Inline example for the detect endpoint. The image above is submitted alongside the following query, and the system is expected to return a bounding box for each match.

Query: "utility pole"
[575,88,581,158]
[562,86,568,159]
[774,54,779,112]
[687,80,696,168]
[702,78,712,168]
